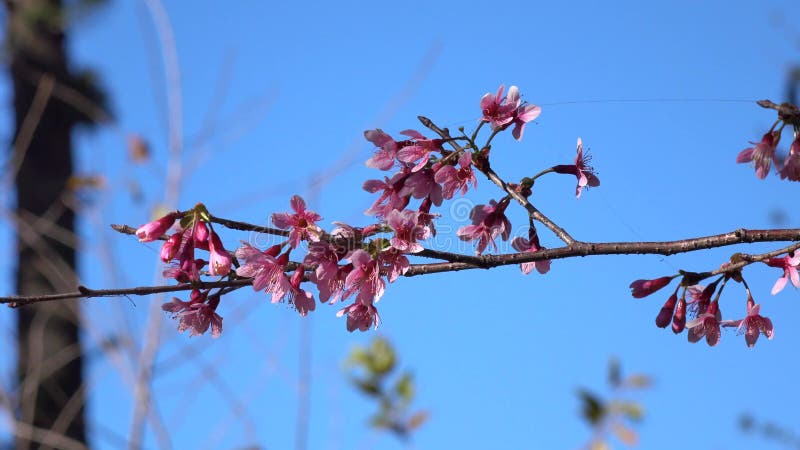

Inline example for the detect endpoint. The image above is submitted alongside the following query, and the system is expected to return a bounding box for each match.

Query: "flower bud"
[630,276,672,298]
[136,212,178,242]
[655,293,678,328]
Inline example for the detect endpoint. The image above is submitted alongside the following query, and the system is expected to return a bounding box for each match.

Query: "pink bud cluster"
[628,251,795,347]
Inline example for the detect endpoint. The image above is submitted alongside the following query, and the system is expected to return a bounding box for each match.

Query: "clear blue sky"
[2,1,800,449]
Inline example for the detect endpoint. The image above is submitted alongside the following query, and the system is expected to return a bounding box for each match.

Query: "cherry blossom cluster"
[132,84,600,337]
[737,102,800,180]
[630,250,800,347]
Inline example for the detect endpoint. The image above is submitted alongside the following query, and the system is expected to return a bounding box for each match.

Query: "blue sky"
[3,1,800,449]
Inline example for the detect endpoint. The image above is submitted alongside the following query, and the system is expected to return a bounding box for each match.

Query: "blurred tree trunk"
[5,0,86,448]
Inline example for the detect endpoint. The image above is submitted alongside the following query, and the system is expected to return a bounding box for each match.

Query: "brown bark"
[5,0,86,448]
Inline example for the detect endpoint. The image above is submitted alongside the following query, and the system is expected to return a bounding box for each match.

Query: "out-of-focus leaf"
[612,401,644,422]
[622,374,652,389]
[67,174,106,191]
[347,348,368,366]
[368,337,396,376]
[128,135,151,162]
[590,439,610,450]
[611,422,638,446]
[407,410,429,431]
[395,372,414,403]
[354,379,381,397]
[608,358,621,387]
[578,389,606,425]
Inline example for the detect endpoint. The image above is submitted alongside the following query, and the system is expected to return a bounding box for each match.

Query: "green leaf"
[611,401,644,422]
[394,372,415,403]
[577,389,606,425]
[367,338,396,375]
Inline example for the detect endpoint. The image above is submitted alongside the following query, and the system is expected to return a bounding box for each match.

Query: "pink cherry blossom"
[416,198,439,237]
[135,211,178,242]
[629,276,673,298]
[434,151,478,199]
[378,248,410,283]
[457,198,512,255]
[162,227,202,282]
[510,230,550,275]
[162,291,223,338]
[780,137,800,181]
[363,171,411,217]
[286,267,315,317]
[386,209,429,254]
[687,301,721,346]
[480,85,518,129]
[395,130,442,172]
[764,250,800,294]
[685,282,719,318]
[271,195,322,248]
[399,168,443,207]
[337,301,381,332]
[207,231,232,276]
[364,129,399,170]
[722,297,773,348]
[505,86,541,141]
[553,138,600,198]
[736,130,780,179]
[344,250,385,305]
[235,244,291,302]
[311,263,351,304]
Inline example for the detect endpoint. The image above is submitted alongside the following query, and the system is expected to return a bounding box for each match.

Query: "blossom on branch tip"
[722,297,773,348]
[505,86,541,141]
[395,130,442,172]
[337,301,380,332]
[510,230,550,275]
[629,276,672,298]
[764,250,800,294]
[480,85,541,141]
[365,129,399,170]
[480,85,517,129]
[687,301,721,346]
[135,211,178,242]
[272,195,322,248]
[162,291,223,338]
[553,138,600,198]
[736,130,780,179]
[457,198,512,255]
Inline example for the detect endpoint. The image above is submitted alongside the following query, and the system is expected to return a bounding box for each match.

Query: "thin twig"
[418,115,575,244]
